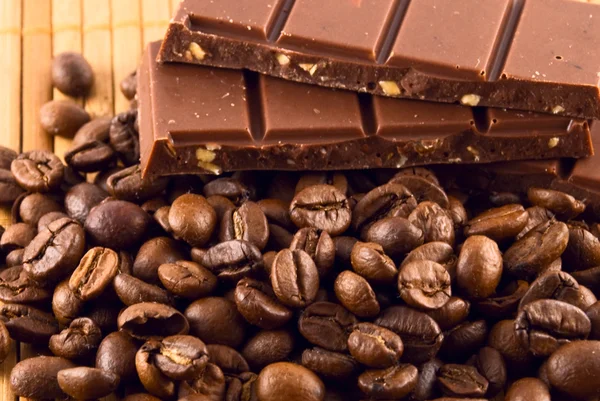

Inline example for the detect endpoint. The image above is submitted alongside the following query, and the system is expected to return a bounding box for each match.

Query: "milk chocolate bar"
[139,42,593,177]
[158,0,600,119]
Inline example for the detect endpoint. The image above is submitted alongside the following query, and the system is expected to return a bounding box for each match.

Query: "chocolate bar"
[439,129,600,215]
[140,42,593,177]
[158,0,600,119]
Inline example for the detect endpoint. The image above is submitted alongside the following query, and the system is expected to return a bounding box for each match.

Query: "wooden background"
[0,0,598,399]
[0,0,179,399]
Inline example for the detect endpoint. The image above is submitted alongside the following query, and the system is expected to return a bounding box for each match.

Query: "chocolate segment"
[158,0,600,119]
[140,42,593,177]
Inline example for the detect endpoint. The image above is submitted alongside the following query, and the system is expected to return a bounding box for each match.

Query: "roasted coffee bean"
[539,256,563,276]
[519,271,580,309]
[487,320,534,370]
[437,364,488,398]
[204,177,252,204]
[49,317,101,360]
[389,172,449,207]
[220,201,269,250]
[563,223,600,270]
[504,219,569,279]
[136,340,176,398]
[85,199,150,250]
[267,223,294,250]
[409,358,443,401]
[0,168,24,204]
[290,227,335,277]
[515,299,591,356]
[18,192,63,226]
[158,260,217,300]
[52,279,84,325]
[242,330,294,370]
[225,371,259,401]
[403,241,457,275]
[256,362,325,401]
[350,241,397,284]
[347,322,403,368]
[489,191,522,206]
[84,301,120,335]
[352,183,417,233]
[0,321,10,364]
[39,100,91,138]
[114,273,172,306]
[118,302,189,340]
[151,335,210,380]
[69,247,119,300]
[476,280,529,319]
[546,341,600,400]
[272,248,319,308]
[64,182,108,224]
[58,366,120,399]
[154,205,172,233]
[426,296,471,331]
[207,344,249,376]
[10,356,75,399]
[469,346,506,397]
[169,193,216,247]
[120,70,137,99]
[178,362,227,401]
[398,260,451,310]
[587,301,600,339]
[296,172,348,195]
[96,331,138,381]
[0,265,50,303]
[71,116,112,147]
[234,278,292,329]
[358,364,419,400]
[133,236,186,283]
[107,164,169,202]
[0,222,36,251]
[23,217,85,283]
[408,201,455,246]
[94,166,123,192]
[51,52,93,96]
[200,240,263,282]
[528,187,586,220]
[447,195,468,228]
[185,297,247,348]
[333,236,358,266]
[110,109,140,165]
[290,184,351,235]
[456,235,503,299]
[141,197,167,215]
[572,265,600,293]
[365,216,424,259]
[440,320,488,362]
[375,306,444,364]
[65,139,116,172]
[11,150,64,192]
[208,195,237,222]
[565,284,598,310]
[0,303,58,343]
[298,302,357,352]
[257,198,294,229]
[4,248,23,267]
[464,204,529,241]
[334,270,380,318]
[0,145,18,170]
[504,377,551,401]
[517,206,554,240]
[301,347,358,380]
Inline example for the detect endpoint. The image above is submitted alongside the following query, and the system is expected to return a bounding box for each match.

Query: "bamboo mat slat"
[141,0,172,44]
[83,0,114,118]
[111,0,142,114]
[22,0,53,152]
[52,0,83,162]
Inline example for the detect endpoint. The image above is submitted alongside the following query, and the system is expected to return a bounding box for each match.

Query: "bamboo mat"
[0,0,599,399]
[0,1,177,398]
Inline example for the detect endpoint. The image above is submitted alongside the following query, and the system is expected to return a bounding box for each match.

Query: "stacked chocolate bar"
[139,0,600,208]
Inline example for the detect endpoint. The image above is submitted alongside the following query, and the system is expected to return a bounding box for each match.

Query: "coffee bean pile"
[0,55,599,401]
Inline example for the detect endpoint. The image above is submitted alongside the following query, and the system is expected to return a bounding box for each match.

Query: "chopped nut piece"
[548,137,560,148]
[276,54,291,66]
[188,42,206,60]
[379,81,401,96]
[205,143,222,151]
[196,148,216,163]
[299,63,318,76]
[184,50,193,61]
[461,94,481,106]
[466,146,480,162]
[198,161,222,175]
[552,105,565,114]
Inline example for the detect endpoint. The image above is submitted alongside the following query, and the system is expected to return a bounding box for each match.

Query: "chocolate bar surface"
[158,0,600,119]
[140,42,593,177]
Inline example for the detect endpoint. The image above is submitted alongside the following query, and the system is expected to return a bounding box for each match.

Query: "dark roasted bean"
[58,366,120,400]
[290,184,351,235]
[114,273,172,305]
[528,187,586,220]
[242,330,294,370]
[107,164,169,202]
[546,341,600,400]
[39,100,91,138]
[133,236,186,283]
[347,322,403,368]
[185,297,247,348]
[200,240,263,282]
[256,362,325,401]
[408,201,455,246]
[85,199,150,250]
[272,248,319,308]
[298,301,357,352]
[110,109,140,165]
[301,347,358,380]
[0,303,58,344]
[159,260,217,300]
[290,227,335,277]
[334,270,380,318]
[96,331,138,381]
[169,193,216,247]
[437,364,488,398]
[69,246,120,300]
[10,356,75,399]
[118,302,189,340]
[358,364,419,400]
[11,150,64,192]
[456,235,503,299]
[51,52,94,96]
[234,278,292,329]
[398,260,451,310]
